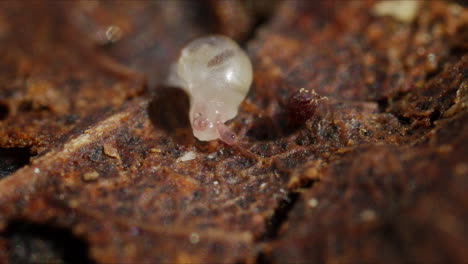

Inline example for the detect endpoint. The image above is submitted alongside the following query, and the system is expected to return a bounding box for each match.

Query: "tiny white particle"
[372,0,420,23]
[360,209,377,222]
[279,188,286,194]
[34,168,40,174]
[189,233,200,244]
[307,198,319,208]
[260,183,267,190]
[213,181,219,185]
[105,25,122,43]
[179,151,196,162]
[207,153,216,159]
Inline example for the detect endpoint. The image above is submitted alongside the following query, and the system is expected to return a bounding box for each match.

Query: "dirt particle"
[104,26,123,44]
[179,151,196,162]
[68,200,79,208]
[303,160,324,180]
[373,0,420,23]
[189,233,200,244]
[103,144,120,159]
[437,144,453,154]
[307,198,318,208]
[455,163,467,176]
[360,209,377,222]
[82,171,100,182]
[149,148,162,153]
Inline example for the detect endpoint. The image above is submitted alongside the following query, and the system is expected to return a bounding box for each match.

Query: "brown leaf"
[0,1,466,263]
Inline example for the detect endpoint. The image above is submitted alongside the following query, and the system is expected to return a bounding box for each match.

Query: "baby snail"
[168,35,253,144]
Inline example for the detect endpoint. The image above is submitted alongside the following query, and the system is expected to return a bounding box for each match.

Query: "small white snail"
[168,35,253,144]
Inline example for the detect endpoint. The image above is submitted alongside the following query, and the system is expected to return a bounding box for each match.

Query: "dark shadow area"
[247,88,333,142]
[259,192,299,241]
[450,23,468,63]
[377,98,389,113]
[256,251,271,264]
[239,0,281,47]
[0,102,9,120]
[148,86,193,145]
[246,110,303,142]
[246,116,283,141]
[2,220,94,264]
[451,0,468,7]
[0,148,32,179]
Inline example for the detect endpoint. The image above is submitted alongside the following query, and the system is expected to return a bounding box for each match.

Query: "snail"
[168,35,252,144]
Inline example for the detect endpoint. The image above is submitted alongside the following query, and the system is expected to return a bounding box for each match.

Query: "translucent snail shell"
[168,35,253,144]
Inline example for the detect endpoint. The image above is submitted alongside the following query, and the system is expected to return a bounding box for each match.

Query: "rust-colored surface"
[264,110,468,263]
[0,1,466,263]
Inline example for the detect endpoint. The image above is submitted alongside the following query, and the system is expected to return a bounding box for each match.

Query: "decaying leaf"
[0,1,466,263]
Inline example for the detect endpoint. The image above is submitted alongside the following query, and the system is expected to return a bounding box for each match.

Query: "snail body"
[168,35,252,144]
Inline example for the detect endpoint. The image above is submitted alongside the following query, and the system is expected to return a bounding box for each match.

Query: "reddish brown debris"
[0,1,213,153]
[287,88,328,125]
[248,0,467,101]
[388,55,468,128]
[208,0,253,42]
[0,1,466,263]
[207,0,280,42]
[265,110,468,264]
